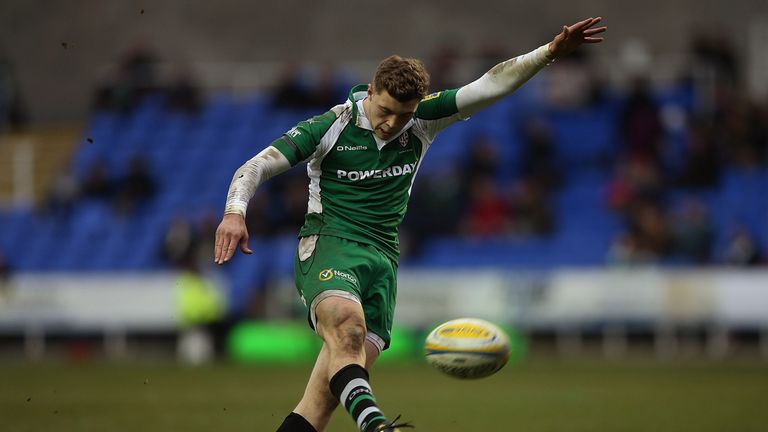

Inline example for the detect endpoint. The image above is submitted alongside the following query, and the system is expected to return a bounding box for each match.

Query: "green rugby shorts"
[294,234,397,351]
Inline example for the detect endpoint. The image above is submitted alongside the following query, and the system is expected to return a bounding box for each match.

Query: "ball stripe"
[424,343,508,354]
[425,349,508,358]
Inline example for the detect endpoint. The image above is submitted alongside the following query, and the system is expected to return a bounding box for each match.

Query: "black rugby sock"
[329,364,387,432]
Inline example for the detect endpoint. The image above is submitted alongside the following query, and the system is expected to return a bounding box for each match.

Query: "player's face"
[367,87,420,140]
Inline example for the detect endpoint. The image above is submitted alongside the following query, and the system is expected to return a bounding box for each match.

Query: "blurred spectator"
[272,63,312,109]
[619,77,663,163]
[671,199,714,263]
[165,65,201,114]
[689,28,740,86]
[428,42,461,91]
[677,119,721,188]
[43,170,80,220]
[80,160,115,201]
[509,177,555,236]
[114,155,156,215]
[607,232,658,266]
[92,70,131,112]
[544,49,601,108]
[245,190,276,238]
[118,42,159,98]
[627,201,673,257]
[464,134,500,180]
[402,164,463,256]
[0,53,27,131]
[175,268,227,364]
[271,64,346,110]
[722,227,763,266]
[163,213,228,272]
[92,42,159,112]
[309,65,345,108]
[520,117,560,190]
[194,213,219,270]
[606,157,664,213]
[715,88,765,169]
[272,172,310,234]
[0,249,12,298]
[163,216,197,270]
[461,174,510,237]
[750,100,768,165]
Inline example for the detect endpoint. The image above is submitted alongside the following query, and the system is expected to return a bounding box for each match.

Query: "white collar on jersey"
[355,98,414,151]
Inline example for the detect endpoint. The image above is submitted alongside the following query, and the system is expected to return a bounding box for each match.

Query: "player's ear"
[367,83,374,98]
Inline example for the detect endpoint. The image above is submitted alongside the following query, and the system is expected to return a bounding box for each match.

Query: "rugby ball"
[424,318,510,379]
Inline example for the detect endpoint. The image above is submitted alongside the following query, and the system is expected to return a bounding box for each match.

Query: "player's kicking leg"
[276,338,380,431]
[275,296,411,432]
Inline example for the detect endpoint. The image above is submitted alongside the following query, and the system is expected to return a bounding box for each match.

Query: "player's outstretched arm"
[455,17,606,118]
[214,146,291,264]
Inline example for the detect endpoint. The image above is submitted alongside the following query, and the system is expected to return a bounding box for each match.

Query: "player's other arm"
[214,109,337,264]
[214,146,290,264]
[456,17,606,118]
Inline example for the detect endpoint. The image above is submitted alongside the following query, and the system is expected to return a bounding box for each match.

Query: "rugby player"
[215,17,606,432]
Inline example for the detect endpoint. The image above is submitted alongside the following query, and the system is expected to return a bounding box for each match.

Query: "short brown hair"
[373,55,430,102]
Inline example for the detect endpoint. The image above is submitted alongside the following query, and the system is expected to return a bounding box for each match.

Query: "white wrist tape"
[224,146,291,217]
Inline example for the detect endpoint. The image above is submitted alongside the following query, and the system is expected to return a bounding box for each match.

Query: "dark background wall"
[1,0,766,122]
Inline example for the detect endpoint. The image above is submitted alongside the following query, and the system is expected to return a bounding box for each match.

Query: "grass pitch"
[2,359,767,432]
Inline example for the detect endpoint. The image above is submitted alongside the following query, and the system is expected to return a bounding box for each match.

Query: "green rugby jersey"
[272,84,463,261]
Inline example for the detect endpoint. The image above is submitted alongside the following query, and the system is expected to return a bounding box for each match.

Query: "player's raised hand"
[548,17,607,59]
[214,213,253,265]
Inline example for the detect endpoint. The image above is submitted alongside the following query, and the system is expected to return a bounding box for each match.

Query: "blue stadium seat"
[18,84,762,277]
[547,105,617,169]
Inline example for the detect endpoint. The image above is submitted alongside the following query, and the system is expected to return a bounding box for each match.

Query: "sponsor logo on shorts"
[318,268,358,285]
[319,269,334,281]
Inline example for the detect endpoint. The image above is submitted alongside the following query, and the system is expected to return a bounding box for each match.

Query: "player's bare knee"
[316,298,365,349]
[320,310,366,355]
[336,319,366,354]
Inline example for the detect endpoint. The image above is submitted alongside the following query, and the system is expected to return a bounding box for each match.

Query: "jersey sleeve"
[271,109,338,166]
[413,88,465,144]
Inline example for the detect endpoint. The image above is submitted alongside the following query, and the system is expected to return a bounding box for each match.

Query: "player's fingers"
[216,233,230,264]
[571,17,594,30]
[240,236,253,254]
[223,236,238,263]
[584,26,607,36]
[577,17,602,32]
[214,232,224,263]
[584,37,604,43]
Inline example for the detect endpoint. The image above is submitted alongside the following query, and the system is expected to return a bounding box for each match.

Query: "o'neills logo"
[336,145,367,151]
[337,162,417,181]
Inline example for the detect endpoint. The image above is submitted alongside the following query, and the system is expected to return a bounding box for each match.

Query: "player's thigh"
[360,253,398,353]
[314,295,366,341]
[294,235,371,331]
